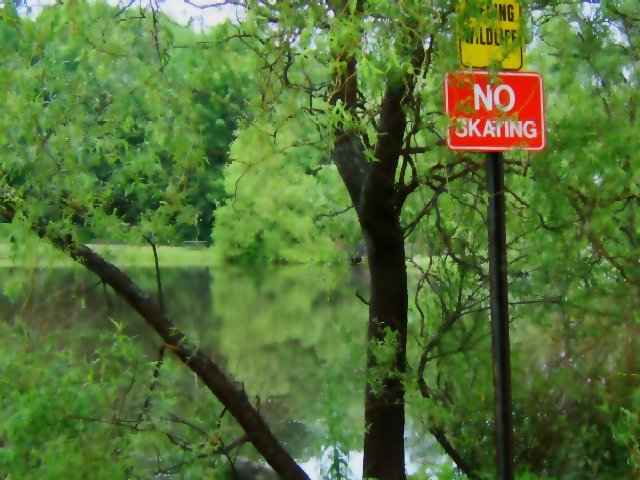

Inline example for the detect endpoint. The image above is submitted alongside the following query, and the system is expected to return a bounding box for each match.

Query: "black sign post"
[445,67,545,474]
[486,151,515,480]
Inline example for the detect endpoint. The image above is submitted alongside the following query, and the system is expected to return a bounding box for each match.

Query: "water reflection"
[2,263,637,478]
[0,263,369,476]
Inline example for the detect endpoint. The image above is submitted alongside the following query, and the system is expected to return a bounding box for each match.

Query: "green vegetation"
[0,0,638,479]
[0,242,214,268]
[1,0,249,245]
[0,266,366,479]
[0,319,242,479]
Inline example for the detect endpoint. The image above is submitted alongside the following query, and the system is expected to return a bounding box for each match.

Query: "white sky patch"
[144,0,236,30]
[8,0,234,30]
[301,450,364,479]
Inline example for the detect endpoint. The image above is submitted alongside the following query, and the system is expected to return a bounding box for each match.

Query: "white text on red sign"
[455,84,539,139]
[445,71,545,152]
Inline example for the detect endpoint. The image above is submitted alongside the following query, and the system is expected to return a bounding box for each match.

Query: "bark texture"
[326,7,424,474]
[330,86,411,480]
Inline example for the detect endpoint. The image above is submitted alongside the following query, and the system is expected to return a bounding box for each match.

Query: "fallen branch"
[0,203,309,480]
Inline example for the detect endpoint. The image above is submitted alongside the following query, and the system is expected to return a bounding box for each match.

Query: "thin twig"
[313,205,354,223]
[143,234,165,314]
[167,413,210,437]
[184,0,243,9]
[114,0,135,17]
[68,415,140,431]
[355,290,369,305]
[142,345,166,414]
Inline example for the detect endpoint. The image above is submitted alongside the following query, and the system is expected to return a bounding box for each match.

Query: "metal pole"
[486,151,515,480]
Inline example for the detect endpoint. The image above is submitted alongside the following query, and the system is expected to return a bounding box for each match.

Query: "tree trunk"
[360,165,408,480]
[330,87,410,478]
[328,20,412,471]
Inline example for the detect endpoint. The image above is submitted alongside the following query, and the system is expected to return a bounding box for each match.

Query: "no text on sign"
[458,0,524,70]
[445,71,545,152]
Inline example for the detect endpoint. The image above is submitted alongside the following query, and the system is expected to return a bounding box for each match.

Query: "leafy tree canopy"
[0,0,638,479]
[1,0,251,244]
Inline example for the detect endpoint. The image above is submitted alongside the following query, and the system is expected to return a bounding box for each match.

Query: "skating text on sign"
[456,83,537,138]
[444,71,545,151]
[458,0,524,70]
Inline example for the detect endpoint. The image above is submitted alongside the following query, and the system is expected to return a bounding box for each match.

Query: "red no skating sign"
[445,71,545,151]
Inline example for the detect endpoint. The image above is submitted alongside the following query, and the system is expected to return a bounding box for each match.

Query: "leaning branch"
[0,203,310,480]
[430,426,479,479]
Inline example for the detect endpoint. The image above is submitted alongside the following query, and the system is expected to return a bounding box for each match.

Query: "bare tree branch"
[183,0,243,9]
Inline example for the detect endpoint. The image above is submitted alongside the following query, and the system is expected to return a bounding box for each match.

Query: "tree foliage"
[0,0,249,244]
[0,0,639,479]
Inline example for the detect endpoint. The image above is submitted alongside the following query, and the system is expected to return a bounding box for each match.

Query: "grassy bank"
[0,242,215,268]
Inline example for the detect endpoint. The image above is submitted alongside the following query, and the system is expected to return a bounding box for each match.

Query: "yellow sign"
[458,0,525,70]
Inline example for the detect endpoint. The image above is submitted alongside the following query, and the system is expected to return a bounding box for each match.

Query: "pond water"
[2,261,638,479]
[0,263,379,478]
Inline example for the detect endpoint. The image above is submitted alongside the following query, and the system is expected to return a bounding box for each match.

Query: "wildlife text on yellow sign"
[458,0,525,70]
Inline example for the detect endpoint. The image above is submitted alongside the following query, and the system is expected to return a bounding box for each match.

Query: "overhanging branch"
[0,202,310,480]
